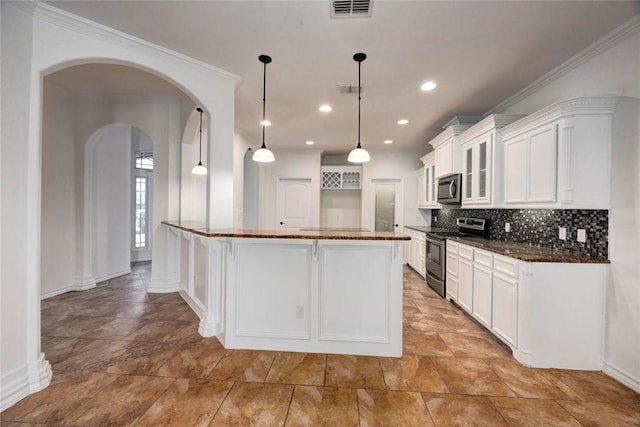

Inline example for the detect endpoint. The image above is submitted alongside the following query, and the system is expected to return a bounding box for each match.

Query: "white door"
[370,179,403,232]
[276,178,313,229]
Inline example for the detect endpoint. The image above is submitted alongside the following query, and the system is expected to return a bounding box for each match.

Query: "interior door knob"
[394,224,399,227]
[279,221,284,225]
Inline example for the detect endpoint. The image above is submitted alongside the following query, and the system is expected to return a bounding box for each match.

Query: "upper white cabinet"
[428,116,479,178]
[321,166,362,190]
[459,115,524,208]
[501,97,618,209]
[418,152,438,208]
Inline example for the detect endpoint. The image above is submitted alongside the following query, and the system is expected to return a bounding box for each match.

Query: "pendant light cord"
[197,107,203,164]
[262,60,267,149]
[357,59,362,149]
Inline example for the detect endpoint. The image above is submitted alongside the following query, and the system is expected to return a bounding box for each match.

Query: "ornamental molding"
[459,115,525,145]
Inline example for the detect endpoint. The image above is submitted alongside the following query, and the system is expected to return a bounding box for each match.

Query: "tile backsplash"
[432,208,608,260]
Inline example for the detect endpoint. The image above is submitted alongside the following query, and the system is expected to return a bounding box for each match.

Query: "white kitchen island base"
[164,222,407,357]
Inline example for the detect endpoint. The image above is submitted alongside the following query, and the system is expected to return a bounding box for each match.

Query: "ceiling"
[44,0,640,154]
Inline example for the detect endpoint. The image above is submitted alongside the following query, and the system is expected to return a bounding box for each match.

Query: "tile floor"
[2,262,640,426]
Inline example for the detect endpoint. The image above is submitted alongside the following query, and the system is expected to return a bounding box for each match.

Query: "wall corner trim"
[0,353,52,412]
[603,361,640,394]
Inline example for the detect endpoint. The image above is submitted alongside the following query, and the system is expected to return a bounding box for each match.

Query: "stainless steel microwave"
[437,173,462,205]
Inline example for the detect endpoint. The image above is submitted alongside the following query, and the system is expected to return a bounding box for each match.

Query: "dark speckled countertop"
[163,221,410,241]
[449,236,609,264]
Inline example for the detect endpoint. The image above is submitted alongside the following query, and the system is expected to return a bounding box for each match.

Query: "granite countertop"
[162,220,410,241]
[449,236,609,264]
[404,225,457,234]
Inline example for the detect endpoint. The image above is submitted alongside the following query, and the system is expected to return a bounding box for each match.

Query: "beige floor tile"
[423,393,508,427]
[105,341,178,375]
[80,317,151,339]
[208,350,277,382]
[123,319,195,342]
[357,389,434,427]
[380,355,449,393]
[1,372,119,424]
[286,385,358,427]
[486,358,576,399]
[41,315,112,338]
[325,355,385,389]
[67,375,174,426]
[549,369,640,404]
[156,339,228,378]
[559,400,640,427]
[433,357,516,397]
[209,382,293,426]
[490,397,582,427]
[134,378,233,426]
[266,352,326,386]
[403,331,455,357]
[438,332,512,359]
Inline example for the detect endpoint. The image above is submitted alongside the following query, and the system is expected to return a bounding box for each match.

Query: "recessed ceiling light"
[397,119,409,125]
[421,81,437,91]
[260,119,271,126]
[305,140,314,145]
[319,104,332,112]
[384,139,393,144]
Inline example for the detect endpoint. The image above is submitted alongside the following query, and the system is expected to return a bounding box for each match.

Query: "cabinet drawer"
[415,232,426,243]
[459,244,473,260]
[447,241,459,254]
[494,255,519,277]
[474,249,493,267]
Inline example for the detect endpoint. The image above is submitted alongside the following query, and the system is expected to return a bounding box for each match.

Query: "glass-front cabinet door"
[463,135,492,205]
[465,147,473,200]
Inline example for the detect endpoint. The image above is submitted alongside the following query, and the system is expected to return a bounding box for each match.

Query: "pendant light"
[348,52,371,163]
[191,107,207,175]
[253,54,275,163]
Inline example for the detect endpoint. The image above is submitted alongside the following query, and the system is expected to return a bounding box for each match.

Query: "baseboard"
[41,277,96,300]
[147,275,180,293]
[93,267,132,284]
[603,361,640,393]
[0,353,52,412]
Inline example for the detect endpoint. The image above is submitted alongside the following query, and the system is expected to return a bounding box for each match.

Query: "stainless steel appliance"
[425,218,488,297]
[437,173,462,205]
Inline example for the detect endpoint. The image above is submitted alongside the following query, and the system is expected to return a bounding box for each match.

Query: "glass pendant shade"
[252,145,275,162]
[191,162,207,175]
[192,107,207,175]
[347,145,370,163]
[254,54,275,163]
[348,52,370,163]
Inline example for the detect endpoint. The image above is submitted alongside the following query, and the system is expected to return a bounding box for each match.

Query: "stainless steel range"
[425,218,488,297]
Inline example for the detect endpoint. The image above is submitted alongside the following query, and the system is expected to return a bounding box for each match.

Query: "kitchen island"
[163,221,409,357]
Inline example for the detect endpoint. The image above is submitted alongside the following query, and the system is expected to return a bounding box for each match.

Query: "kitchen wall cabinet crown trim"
[428,116,480,178]
[501,97,618,209]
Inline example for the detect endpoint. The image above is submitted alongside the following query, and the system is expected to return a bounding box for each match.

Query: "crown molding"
[459,114,525,144]
[500,97,619,139]
[486,14,640,115]
[428,117,481,149]
[32,1,240,85]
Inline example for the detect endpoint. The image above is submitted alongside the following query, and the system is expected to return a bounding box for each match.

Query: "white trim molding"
[0,353,51,412]
[603,361,640,394]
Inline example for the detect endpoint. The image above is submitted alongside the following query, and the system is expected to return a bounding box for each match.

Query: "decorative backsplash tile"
[432,208,608,260]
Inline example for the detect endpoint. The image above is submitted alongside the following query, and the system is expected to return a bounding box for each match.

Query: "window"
[135,151,154,170]
[135,177,148,248]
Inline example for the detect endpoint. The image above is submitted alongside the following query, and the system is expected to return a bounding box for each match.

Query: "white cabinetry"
[404,227,426,278]
[501,97,618,208]
[321,166,362,190]
[445,240,459,301]
[472,249,493,328]
[428,116,479,178]
[418,152,438,208]
[450,240,605,370]
[457,245,474,312]
[492,255,519,347]
[459,115,523,208]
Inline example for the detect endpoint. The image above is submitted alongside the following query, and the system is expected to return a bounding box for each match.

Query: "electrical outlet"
[505,222,511,232]
[577,229,586,243]
[295,305,304,319]
[559,227,567,240]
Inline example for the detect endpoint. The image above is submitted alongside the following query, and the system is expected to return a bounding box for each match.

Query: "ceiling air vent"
[331,0,373,19]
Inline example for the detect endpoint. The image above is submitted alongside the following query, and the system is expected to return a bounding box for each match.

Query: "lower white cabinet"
[457,256,473,312]
[404,227,426,278]
[450,241,606,370]
[472,262,493,328]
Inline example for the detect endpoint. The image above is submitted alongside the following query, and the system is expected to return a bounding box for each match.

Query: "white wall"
[321,190,362,229]
[180,110,207,223]
[361,149,432,231]
[40,82,77,298]
[260,149,322,229]
[91,125,132,282]
[500,18,640,391]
